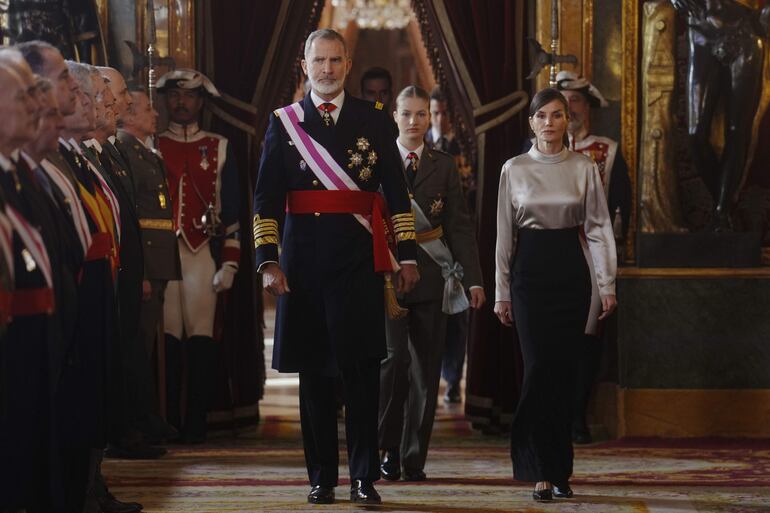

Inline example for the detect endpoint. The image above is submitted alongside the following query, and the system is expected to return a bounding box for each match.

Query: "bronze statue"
[672,0,770,231]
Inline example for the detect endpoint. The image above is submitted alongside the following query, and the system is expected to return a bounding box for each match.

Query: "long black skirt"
[509,226,590,484]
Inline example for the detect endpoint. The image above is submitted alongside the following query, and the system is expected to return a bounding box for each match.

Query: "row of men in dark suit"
[0,41,179,513]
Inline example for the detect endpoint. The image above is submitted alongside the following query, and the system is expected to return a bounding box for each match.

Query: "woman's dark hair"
[529,88,570,149]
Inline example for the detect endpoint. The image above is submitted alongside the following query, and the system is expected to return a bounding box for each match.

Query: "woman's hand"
[494,301,513,327]
[598,294,617,320]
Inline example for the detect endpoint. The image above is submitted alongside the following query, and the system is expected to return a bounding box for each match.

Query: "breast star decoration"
[429,195,445,217]
[347,137,376,182]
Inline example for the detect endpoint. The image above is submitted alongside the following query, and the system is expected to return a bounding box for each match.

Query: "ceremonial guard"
[379,86,484,482]
[253,29,418,505]
[157,68,240,443]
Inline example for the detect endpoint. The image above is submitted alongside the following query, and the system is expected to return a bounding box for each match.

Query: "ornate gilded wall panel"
[638,1,686,233]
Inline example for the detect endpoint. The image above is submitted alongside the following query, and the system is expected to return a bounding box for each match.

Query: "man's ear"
[301,59,308,76]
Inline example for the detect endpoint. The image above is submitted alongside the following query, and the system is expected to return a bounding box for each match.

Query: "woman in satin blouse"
[493,88,617,502]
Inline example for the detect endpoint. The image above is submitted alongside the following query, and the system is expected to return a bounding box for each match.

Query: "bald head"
[97,67,131,125]
[0,65,38,152]
[0,48,36,88]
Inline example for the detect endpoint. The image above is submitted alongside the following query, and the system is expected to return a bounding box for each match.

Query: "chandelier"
[331,0,414,30]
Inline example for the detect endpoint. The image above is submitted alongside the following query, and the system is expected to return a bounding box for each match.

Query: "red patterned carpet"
[103,315,770,511]
[104,407,770,512]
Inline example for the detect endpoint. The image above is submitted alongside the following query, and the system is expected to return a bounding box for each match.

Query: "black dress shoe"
[136,414,180,444]
[532,487,553,502]
[443,384,461,403]
[101,492,143,511]
[380,449,401,481]
[553,482,574,498]
[104,440,167,460]
[350,480,381,504]
[307,485,335,504]
[402,468,426,481]
[96,494,142,513]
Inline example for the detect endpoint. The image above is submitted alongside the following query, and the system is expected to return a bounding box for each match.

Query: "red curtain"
[413,0,529,431]
[197,0,324,426]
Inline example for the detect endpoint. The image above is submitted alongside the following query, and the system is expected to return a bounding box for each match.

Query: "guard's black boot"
[164,334,183,432]
[183,336,217,444]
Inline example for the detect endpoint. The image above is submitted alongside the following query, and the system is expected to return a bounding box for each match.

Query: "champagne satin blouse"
[495,145,617,302]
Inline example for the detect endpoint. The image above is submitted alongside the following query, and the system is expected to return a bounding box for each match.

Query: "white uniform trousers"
[164,239,217,339]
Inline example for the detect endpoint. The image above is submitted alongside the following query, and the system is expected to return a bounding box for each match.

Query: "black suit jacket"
[253,92,417,375]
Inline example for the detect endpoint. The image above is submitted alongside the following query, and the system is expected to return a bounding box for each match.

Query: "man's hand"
[469,287,486,309]
[598,294,617,320]
[494,301,513,326]
[262,263,290,296]
[397,263,420,294]
[142,280,152,302]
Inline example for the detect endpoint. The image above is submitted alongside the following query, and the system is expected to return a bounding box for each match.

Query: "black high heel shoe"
[532,483,553,502]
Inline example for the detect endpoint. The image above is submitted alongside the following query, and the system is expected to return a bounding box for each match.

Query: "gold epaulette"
[253,214,279,248]
[391,212,416,242]
[374,101,384,110]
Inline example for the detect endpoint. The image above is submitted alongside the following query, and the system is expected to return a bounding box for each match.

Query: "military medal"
[299,160,307,171]
[348,151,363,169]
[158,190,167,209]
[367,151,377,165]
[199,145,210,170]
[21,248,36,272]
[359,166,372,182]
[429,196,445,217]
[356,137,370,151]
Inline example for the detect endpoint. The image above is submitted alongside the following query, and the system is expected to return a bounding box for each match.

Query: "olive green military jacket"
[403,148,483,305]
[116,131,181,281]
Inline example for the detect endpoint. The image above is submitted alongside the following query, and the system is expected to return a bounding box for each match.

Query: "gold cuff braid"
[396,231,416,242]
[253,214,279,249]
[391,212,416,242]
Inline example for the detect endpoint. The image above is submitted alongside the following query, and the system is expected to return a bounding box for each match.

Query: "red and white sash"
[0,208,13,278]
[275,102,398,269]
[5,205,52,288]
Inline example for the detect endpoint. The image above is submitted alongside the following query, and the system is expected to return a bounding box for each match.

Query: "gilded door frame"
[621,0,639,262]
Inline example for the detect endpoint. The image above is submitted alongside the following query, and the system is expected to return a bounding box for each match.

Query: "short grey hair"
[304,28,347,59]
[67,61,93,97]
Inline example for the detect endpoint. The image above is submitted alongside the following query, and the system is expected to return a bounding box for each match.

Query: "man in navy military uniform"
[253,28,419,505]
